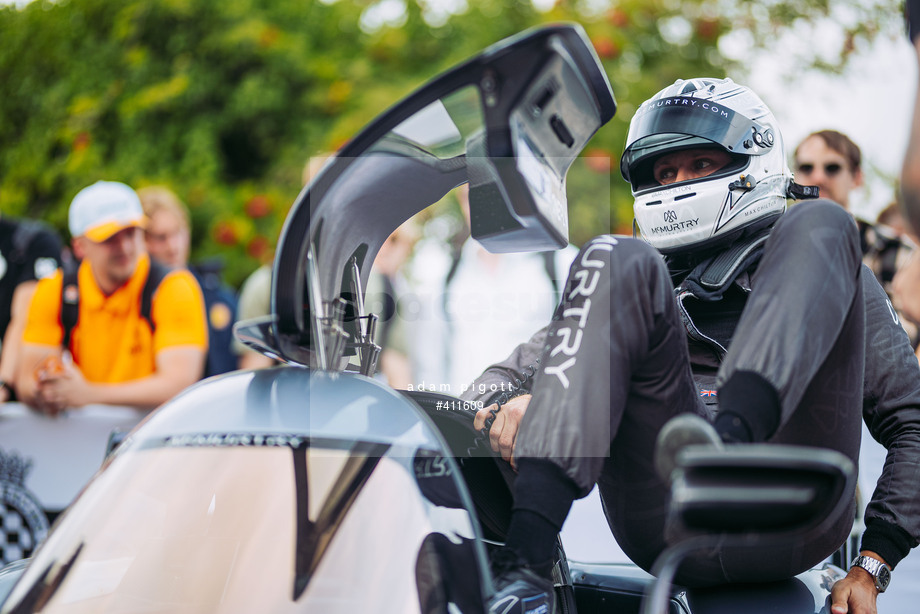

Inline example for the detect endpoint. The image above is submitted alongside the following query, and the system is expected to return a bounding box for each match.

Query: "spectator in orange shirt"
[16,181,208,414]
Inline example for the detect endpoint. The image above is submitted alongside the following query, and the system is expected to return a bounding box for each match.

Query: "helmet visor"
[620,96,774,183]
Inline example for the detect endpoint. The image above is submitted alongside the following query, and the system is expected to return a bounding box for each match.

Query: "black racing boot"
[488,548,553,614]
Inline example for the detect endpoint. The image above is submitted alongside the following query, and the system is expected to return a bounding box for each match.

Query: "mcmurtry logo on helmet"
[635,96,732,119]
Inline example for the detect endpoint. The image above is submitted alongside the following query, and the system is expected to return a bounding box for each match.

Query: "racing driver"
[462,78,920,614]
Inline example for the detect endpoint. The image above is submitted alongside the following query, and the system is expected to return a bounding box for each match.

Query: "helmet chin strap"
[787,181,820,200]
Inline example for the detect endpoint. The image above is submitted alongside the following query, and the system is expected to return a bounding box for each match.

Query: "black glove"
[908,0,920,43]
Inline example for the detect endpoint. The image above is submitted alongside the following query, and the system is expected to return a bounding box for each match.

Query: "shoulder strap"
[60,268,80,350]
[141,261,170,333]
[681,229,771,301]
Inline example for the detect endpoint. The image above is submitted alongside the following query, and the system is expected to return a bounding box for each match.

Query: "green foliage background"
[0,0,902,286]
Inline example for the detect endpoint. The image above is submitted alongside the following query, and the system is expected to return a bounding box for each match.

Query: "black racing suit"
[461,200,920,586]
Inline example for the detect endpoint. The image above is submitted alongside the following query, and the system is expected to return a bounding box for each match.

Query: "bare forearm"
[38,346,205,411]
[87,347,206,410]
[84,372,200,410]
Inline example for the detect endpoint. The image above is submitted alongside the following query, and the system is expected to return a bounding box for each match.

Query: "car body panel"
[0,369,488,613]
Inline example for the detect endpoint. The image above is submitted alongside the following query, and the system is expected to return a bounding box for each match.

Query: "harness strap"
[60,269,79,350]
[680,229,771,301]
[140,261,170,331]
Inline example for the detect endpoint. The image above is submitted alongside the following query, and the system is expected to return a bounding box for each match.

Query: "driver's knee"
[771,200,861,268]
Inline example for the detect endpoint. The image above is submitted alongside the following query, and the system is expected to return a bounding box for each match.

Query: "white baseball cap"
[69,181,147,242]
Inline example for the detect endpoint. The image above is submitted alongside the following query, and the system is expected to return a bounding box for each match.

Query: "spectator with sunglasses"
[794,131,914,285]
[792,131,878,255]
[793,130,864,213]
[795,131,920,353]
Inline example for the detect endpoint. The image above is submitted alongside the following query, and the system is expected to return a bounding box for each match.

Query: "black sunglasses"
[796,162,844,177]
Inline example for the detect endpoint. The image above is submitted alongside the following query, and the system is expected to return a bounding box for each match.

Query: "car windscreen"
[1,441,483,614]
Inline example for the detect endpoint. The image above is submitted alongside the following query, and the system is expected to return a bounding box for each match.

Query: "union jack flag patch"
[699,389,717,397]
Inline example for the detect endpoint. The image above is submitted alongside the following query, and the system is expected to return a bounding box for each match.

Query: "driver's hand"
[830,566,880,614]
[473,394,532,468]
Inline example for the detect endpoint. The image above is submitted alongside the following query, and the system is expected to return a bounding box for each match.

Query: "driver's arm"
[853,271,920,592]
[460,325,548,407]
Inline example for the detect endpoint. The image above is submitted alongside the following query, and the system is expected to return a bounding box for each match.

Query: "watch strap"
[850,554,891,592]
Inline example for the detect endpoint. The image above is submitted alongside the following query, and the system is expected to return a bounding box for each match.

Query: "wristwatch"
[850,554,891,593]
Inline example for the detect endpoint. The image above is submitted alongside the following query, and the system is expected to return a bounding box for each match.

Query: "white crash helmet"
[621,78,796,254]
